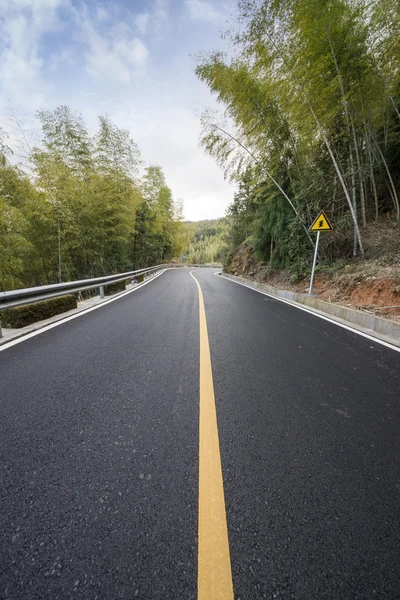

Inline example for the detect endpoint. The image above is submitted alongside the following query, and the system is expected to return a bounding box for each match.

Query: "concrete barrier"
[220,273,400,348]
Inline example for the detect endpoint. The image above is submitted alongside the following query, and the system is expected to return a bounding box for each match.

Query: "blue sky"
[0,0,236,220]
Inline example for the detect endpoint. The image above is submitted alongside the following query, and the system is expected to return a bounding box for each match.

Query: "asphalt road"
[1,268,399,599]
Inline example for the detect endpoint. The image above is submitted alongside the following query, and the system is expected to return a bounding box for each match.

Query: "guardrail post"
[0,315,2,339]
[99,285,105,299]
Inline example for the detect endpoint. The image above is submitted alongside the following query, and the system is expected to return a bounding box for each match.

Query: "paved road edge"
[0,270,168,352]
[219,272,400,352]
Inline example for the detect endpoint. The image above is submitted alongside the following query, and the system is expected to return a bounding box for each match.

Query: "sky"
[0,0,237,221]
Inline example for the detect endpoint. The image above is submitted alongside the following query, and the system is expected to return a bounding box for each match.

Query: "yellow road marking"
[190,271,234,600]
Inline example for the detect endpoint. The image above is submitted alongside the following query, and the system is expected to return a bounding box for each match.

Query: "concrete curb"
[220,272,400,349]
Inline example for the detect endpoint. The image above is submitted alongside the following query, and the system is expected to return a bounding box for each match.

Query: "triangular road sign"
[309,210,333,232]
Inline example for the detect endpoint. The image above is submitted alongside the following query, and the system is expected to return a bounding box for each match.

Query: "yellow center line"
[190,271,234,600]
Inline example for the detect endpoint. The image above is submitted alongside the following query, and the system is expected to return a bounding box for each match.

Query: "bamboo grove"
[0,106,186,290]
[196,0,400,276]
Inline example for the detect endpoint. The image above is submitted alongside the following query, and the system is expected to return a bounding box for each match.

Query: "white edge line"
[216,272,400,354]
[0,269,167,353]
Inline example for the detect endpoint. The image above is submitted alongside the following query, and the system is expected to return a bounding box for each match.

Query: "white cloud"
[96,5,109,21]
[0,0,234,219]
[135,12,149,35]
[125,38,148,68]
[109,103,233,220]
[0,0,63,14]
[131,1,169,39]
[185,0,224,22]
[83,21,149,83]
[0,0,64,111]
[150,0,169,38]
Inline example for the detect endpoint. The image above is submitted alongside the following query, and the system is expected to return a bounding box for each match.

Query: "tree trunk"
[371,57,400,122]
[331,176,337,221]
[370,131,400,219]
[57,205,62,283]
[351,119,367,227]
[350,149,358,256]
[270,235,274,265]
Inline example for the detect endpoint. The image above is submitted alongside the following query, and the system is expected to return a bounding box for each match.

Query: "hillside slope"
[183,219,226,264]
[226,222,400,320]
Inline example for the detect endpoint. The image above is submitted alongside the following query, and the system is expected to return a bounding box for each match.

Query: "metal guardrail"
[0,263,222,337]
[0,265,167,311]
[0,264,171,337]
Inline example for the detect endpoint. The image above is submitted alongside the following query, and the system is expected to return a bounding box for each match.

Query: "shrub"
[2,294,77,328]
[105,280,126,296]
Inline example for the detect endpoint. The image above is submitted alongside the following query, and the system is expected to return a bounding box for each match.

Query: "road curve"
[1,268,399,599]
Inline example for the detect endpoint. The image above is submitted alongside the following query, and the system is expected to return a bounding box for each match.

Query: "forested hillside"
[196,0,400,279]
[0,106,186,291]
[183,219,227,264]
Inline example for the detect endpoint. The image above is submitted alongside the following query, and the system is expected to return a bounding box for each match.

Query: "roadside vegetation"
[183,219,227,264]
[195,0,400,281]
[0,106,186,291]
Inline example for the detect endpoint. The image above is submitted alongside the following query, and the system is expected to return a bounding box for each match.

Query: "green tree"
[195,0,400,274]
[0,106,186,290]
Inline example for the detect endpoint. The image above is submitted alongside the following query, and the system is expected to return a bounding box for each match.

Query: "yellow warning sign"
[309,210,333,232]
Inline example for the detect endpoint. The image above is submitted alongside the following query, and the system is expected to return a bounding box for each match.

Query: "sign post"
[309,231,320,295]
[308,210,333,295]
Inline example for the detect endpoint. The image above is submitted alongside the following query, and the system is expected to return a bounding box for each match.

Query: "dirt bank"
[226,240,400,321]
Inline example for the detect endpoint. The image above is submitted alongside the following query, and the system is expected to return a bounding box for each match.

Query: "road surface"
[1,268,399,599]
